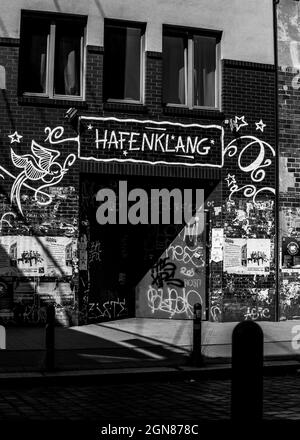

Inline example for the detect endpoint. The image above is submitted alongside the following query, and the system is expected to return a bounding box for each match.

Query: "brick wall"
[278,67,300,320]
[0,32,277,325]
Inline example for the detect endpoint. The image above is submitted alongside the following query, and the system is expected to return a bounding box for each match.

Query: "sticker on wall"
[282,237,300,268]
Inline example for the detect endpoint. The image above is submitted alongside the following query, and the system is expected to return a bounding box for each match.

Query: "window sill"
[163,105,224,120]
[103,101,148,114]
[18,96,88,109]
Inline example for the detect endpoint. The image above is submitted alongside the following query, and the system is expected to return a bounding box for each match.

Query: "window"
[19,13,86,99]
[163,27,221,109]
[104,20,145,103]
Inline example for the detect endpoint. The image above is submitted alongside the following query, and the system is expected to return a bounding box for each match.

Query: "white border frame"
[78,116,224,168]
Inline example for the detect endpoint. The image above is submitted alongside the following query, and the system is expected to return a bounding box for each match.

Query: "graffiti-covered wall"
[0,41,82,326]
[0,0,277,325]
[277,0,300,320]
[218,60,276,322]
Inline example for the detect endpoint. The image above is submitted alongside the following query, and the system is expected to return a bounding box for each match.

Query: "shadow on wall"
[0,238,77,328]
[0,188,77,328]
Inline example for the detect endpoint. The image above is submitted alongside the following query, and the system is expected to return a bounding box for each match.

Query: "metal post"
[231,320,263,421]
[189,302,203,366]
[45,303,55,371]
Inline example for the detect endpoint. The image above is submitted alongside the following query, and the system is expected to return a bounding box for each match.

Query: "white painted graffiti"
[1,127,78,215]
[223,132,275,205]
[255,120,266,132]
[180,267,195,277]
[210,305,222,322]
[225,173,275,207]
[79,116,224,167]
[182,214,204,243]
[147,286,203,318]
[184,278,202,288]
[166,244,205,268]
[88,298,127,320]
[0,212,16,230]
[244,306,270,321]
[229,116,248,132]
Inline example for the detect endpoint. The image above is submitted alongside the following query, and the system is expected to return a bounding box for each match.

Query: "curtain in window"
[193,36,216,107]
[55,32,80,96]
[163,35,186,104]
[104,26,141,101]
[24,31,47,93]
[124,28,141,101]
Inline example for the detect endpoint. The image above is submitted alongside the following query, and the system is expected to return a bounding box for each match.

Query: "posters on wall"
[210,228,223,263]
[14,281,74,304]
[224,238,271,274]
[0,236,75,277]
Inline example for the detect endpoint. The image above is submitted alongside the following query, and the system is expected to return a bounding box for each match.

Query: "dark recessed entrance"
[80,173,217,323]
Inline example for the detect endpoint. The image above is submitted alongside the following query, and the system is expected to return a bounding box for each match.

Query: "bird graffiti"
[10,140,75,215]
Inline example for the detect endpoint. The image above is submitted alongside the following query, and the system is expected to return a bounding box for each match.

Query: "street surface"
[0,373,298,421]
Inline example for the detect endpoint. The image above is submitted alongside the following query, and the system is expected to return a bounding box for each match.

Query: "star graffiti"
[255,119,266,132]
[123,150,128,156]
[225,173,236,187]
[8,131,23,144]
[87,124,93,130]
[232,116,248,132]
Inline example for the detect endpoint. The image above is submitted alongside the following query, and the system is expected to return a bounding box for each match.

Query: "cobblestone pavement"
[0,373,298,422]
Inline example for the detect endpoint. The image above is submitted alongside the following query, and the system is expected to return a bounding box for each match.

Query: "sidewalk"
[0,318,297,383]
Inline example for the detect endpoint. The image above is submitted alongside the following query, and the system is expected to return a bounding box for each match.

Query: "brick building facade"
[0,0,278,326]
[277,0,300,320]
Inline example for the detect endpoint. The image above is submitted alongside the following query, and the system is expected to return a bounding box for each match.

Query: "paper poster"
[224,238,247,273]
[246,239,271,273]
[224,238,271,274]
[0,236,75,277]
[210,228,223,262]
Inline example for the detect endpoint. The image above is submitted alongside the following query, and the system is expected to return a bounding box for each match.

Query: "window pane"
[163,34,186,104]
[104,26,141,101]
[54,24,82,96]
[22,23,48,94]
[193,35,216,107]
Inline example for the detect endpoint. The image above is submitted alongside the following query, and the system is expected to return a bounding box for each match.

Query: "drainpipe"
[273,0,280,321]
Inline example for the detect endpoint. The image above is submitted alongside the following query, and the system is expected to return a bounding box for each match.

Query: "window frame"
[19,11,87,101]
[163,26,222,110]
[103,19,146,105]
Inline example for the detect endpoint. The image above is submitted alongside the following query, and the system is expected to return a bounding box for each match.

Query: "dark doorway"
[80,173,216,322]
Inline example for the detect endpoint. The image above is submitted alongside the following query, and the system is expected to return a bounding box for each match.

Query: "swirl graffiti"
[223,134,275,205]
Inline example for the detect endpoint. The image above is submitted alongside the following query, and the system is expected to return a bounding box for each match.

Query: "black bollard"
[45,303,55,371]
[231,320,263,421]
[189,303,203,366]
